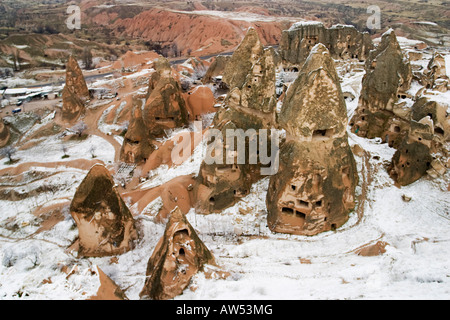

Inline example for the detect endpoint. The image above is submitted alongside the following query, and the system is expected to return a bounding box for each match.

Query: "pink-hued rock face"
[140,207,215,300]
[70,164,137,257]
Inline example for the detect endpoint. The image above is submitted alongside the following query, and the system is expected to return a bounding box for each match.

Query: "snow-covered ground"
[0,43,449,300]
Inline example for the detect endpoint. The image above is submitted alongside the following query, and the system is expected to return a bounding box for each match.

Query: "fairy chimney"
[142,64,189,138]
[119,104,155,164]
[194,48,277,214]
[62,55,90,123]
[423,52,449,92]
[222,27,264,90]
[267,44,358,236]
[389,95,449,186]
[388,117,434,186]
[70,164,137,257]
[350,29,412,147]
[140,207,215,300]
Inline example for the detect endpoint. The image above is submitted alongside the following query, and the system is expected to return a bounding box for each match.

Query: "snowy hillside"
[0,49,449,300]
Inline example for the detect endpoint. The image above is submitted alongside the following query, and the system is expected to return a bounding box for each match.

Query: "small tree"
[0,146,16,163]
[61,144,69,158]
[70,121,88,137]
[82,47,94,70]
[89,145,96,158]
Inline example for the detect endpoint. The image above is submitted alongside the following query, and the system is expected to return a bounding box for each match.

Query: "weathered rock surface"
[120,58,189,164]
[389,95,449,185]
[280,22,373,67]
[194,44,277,214]
[350,29,412,148]
[0,120,10,148]
[140,207,215,300]
[88,267,128,300]
[203,55,230,84]
[70,164,137,257]
[120,105,155,164]
[423,52,449,92]
[185,85,216,120]
[267,44,357,236]
[143,59,189,137]
[62,55,90,123]
[222,27,264,90]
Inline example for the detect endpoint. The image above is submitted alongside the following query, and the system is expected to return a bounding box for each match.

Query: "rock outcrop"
[0,119,10,148]
[423,52,449,92]
[185,85,216,120]
[62,55,90,123]
[120,57,189,164]
[222,27,264,90]
[88,267,128,300]
[140,207,215,300]
[143,59,189,137]
[280,22,373,67]
[388,96,449,185]
[70,164,137,257]
[388,118,434,186]
[194,44,278,214]
[203,55,230,84]
[266,44,358,236]
[350,29,412,148]
[120,104,155,164]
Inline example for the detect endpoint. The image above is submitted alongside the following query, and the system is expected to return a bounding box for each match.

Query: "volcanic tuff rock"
[143,58,189,137]
[0,120,10,148]
[110,8,285,57]
[194,45,277,214]
[350,29,412,148]
[267,44,357,236]
[120,104,155,164]
[388,96,449,185]
[222,27,264,90]
[202,55,230,84]
[120,57,189,164]
[423,52,449,92]
[69,164,137,257]
[389,117,434,186]
[140,207,215,300]
[280,22,373,67]
[185,85,216,120]
[62,55,90,123]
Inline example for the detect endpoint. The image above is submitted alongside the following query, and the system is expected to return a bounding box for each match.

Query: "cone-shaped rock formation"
[70,164,137,257]
[194,46,277,214]
[62,56,90,123]
[222,28,264,90]
[267,44,358,236]
[350,29,412,148]
[140,207,215,300]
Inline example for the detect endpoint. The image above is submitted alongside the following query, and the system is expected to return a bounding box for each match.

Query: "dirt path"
[82,105,123,163]
[0,158,105,176]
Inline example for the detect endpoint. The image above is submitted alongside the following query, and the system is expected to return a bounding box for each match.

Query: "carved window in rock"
[341,166,350,181]
[297,199,309,208]
[281,207,306,220]
[312,128,334,140]
[435,127,444,135]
